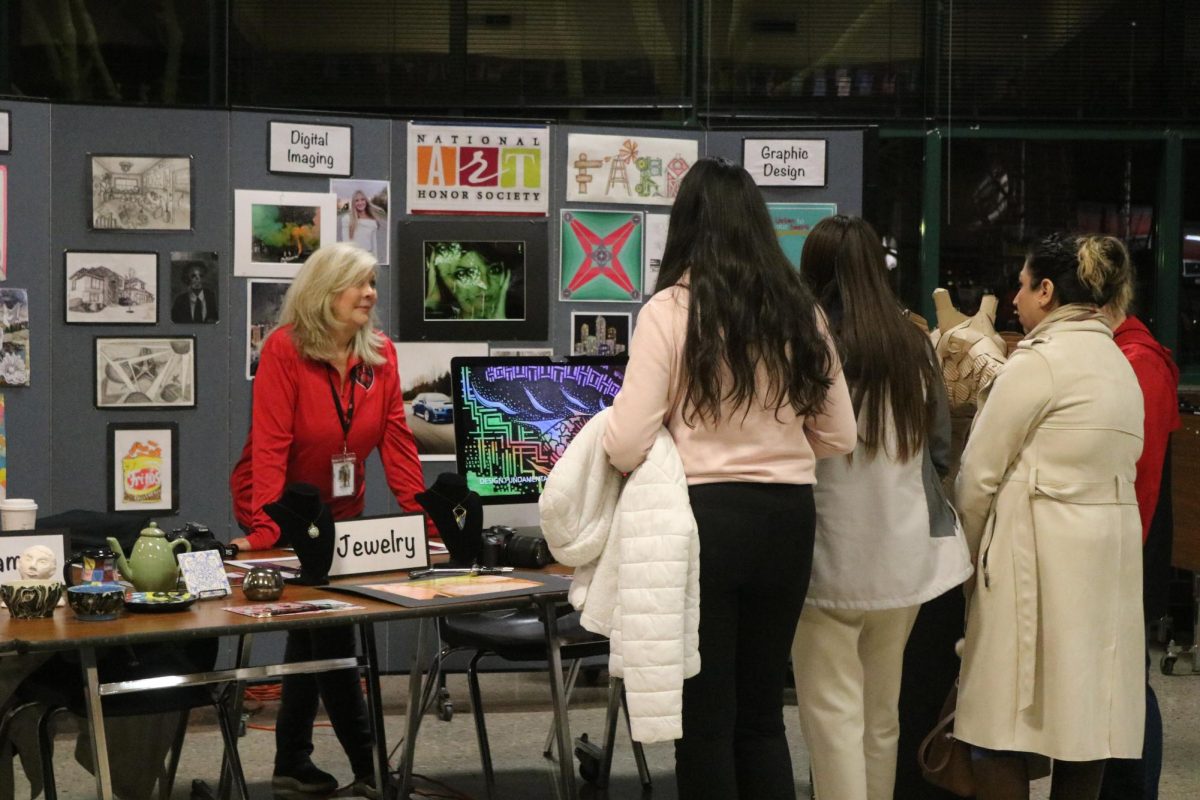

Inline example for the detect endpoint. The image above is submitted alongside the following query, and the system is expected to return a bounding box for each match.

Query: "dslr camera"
[480,525,554,569]
[168,522,240,559]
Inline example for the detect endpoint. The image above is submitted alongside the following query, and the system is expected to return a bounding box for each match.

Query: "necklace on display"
[275,503,322,539]
[427,486,468,531]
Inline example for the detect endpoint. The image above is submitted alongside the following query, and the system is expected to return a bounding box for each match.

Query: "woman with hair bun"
[953,233,1146,799]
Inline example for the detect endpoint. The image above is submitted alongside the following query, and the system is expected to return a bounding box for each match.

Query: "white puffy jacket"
[539,408,700,743]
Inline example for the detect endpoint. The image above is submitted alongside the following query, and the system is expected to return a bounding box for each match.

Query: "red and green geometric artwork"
[559,209,644,302]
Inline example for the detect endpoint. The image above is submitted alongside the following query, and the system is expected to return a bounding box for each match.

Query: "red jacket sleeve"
[1127,349,1177,543]
[245,332,298,549]
[379,343,435,536]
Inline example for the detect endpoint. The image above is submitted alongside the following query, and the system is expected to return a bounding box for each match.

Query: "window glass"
[870,137,925,314]
[939,138,1160,334]
[1180,141,1200,371]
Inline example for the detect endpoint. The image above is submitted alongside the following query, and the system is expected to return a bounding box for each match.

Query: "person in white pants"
[793,215,973,800]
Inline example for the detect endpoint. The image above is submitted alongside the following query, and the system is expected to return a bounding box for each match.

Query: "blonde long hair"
[347,190,383,240]
[279,243,385,366]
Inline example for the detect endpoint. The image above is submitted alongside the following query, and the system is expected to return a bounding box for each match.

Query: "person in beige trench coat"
[954,233,1146,800]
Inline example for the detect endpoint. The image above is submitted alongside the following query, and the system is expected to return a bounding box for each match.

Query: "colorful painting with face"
[423,240,525,321]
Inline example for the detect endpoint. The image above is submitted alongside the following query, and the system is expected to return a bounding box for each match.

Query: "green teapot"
[108,521,191,592]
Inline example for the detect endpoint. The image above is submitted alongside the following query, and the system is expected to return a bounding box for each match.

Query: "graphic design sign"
[768,203,838,268]
[406,123,549,216]
[743,139,828,187]
[565,134,697,206]
[559,209,643,302]
[269,121,352,176]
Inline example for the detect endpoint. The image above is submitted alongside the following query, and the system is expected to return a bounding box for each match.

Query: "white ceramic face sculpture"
[18,545,57,580]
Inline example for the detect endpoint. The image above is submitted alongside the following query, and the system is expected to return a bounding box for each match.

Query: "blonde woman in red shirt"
[230,242,426,797]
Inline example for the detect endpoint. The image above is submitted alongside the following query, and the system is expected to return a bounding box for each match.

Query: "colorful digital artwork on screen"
[455,362,624,500]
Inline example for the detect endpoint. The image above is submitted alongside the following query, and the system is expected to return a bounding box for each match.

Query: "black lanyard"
[327,365,357,448]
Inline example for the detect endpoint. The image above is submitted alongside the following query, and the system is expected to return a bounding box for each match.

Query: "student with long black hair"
[793,215,972,800]
[603,157,857,799]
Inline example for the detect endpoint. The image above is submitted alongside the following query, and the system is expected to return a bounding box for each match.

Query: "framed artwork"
[395,219,548,343]
[246,279,292,379]
[0,395,6,495]
[64,250,158,324]
[90,155,192,232]
[331,178,390,265]
[233,189,336,278]
[570,312,631,356]
[394,340,489,461]
[107,422,179,513]
[560,209,644,302]
[767,203,838,268]
[94,336,196,409]
[564,133,697,206]
[0,166,7,280]
[0,110,9,153]
[169,251,219,324]
[0,289,30,387]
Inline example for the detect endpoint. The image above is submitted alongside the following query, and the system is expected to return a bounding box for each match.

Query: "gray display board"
[5,103,864,535]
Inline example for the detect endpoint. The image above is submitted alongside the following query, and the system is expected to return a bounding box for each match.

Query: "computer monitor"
[450,356,627,505]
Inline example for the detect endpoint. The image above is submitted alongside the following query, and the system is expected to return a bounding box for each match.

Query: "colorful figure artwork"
[0,394,6,496]
[768,203,839,268]
[565,134,698,206]
[559,209,644,302]
[0,289,29,387]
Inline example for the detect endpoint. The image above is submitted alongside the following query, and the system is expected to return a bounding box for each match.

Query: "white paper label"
[743,139,827,187]
[270,121,352,176]
[329,514,428,576]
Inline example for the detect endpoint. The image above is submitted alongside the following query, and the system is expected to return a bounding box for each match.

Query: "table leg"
[398,617,434,799]
[217,634,255,800]
[541,600,577,799]
[359,622,391,799]
[79,647,114,800]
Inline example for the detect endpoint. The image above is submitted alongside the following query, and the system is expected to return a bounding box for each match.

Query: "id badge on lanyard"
[332,449,357,497]
[329,366,358,498]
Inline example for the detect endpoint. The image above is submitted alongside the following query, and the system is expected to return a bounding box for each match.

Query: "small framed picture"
[95,336,196,409]
[90,155,193,232]
[246,279,292,379]
[331,178,390,265]
[64,250,159,324]
[0,110,10,154]
[233,189,336,278]
[107,422,179,513]
[169,251,219,324]
[570,312,631,356]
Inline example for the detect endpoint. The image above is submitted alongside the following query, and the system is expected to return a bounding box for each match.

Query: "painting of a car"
[411,392,453,423]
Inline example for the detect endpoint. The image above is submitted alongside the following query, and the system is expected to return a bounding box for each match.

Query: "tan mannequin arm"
[933,288,969,332]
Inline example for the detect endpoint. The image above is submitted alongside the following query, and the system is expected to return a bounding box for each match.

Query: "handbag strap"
[917,707,958,773]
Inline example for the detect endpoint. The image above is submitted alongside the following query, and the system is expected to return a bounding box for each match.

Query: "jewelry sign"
[329,513,429,577]
[406,123,549,216]
[742,139,828,188]
[269,121,353,177]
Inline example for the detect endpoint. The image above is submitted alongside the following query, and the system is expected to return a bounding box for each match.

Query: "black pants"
[675,482,815,800]
[274,625,374,779]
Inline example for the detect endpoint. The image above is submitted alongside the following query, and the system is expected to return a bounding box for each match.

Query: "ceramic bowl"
[1,579,64,619]
[242,567,285,601]
[66,582,126,621]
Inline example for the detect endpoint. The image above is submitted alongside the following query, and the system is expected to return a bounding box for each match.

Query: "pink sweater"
[603,284,857,483]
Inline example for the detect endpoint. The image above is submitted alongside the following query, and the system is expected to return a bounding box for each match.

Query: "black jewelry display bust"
[416,472,483,566]
[264,482,335,585]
